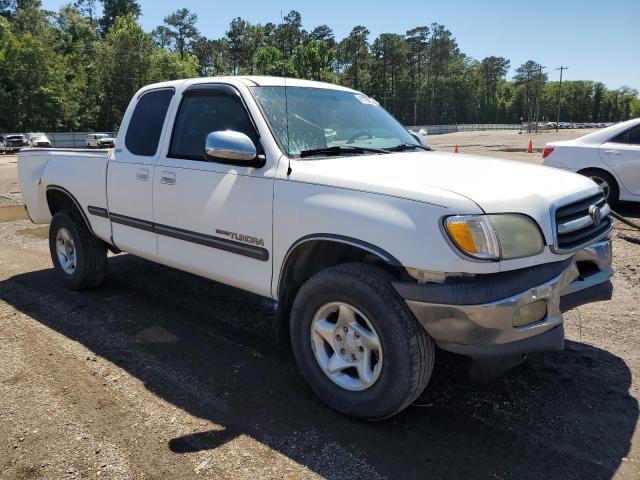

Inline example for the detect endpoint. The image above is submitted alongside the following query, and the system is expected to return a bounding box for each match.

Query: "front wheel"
[49,210,107,290]
[580,169,619,206]
[290,263,435,420]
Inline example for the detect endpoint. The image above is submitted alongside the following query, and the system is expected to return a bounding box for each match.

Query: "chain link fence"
[405,124,522,135]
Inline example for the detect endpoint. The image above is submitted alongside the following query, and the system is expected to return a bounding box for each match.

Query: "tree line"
[1,0,638,132]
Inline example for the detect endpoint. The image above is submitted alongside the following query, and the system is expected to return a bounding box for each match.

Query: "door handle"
[160,171,176,185]
[603,150,621,155]
[136,168,149,181]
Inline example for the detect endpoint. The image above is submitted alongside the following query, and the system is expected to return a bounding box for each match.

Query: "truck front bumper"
[395,239,613,358]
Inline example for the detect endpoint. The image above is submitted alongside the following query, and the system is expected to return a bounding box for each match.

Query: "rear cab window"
[125,89,175,156]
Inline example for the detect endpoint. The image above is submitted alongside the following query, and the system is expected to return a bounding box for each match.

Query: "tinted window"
[627,125,640,145]
[169,92,258,159]
[125,89,174,156]
[611,125,640,145]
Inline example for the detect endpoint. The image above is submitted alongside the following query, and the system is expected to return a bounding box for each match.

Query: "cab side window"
[169,91,259,160]
[125,89,174,156]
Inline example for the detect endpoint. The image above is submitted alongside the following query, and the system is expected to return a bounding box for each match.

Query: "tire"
[49,210,107,290]
[580,169,619,206]
[290,263,435,420]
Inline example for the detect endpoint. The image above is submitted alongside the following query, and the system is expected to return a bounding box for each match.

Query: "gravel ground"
[0,155,22,208]
[0,138,639,479]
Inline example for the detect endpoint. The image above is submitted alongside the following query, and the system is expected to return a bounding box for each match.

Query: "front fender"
[272,179,494,297]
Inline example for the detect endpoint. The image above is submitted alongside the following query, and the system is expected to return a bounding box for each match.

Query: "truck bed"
[18,148,112,242]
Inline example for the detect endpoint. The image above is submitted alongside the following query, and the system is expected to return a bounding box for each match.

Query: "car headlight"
[443,214,544,261]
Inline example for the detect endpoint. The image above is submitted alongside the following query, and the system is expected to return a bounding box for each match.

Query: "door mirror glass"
[408,128,428,147]
[204,131,257,163]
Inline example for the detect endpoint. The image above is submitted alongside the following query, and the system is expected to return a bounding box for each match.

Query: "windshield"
[251,86,418,158]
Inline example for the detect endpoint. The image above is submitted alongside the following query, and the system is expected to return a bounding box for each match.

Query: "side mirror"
[408,129,429,147]
[204,131,261,166]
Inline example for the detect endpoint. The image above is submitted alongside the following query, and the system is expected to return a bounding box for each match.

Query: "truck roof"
[137,76,358,96]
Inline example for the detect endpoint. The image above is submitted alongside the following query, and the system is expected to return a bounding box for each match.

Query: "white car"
[86,133,115,148]
[542,118,640,204]
[18,77,613,419]
[26,132,52,148]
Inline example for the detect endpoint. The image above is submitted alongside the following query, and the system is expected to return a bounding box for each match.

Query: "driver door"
[152,84,274,297]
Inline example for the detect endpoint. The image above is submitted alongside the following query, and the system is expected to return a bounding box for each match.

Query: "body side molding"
[109,212,269,261]
[87,206,109,218]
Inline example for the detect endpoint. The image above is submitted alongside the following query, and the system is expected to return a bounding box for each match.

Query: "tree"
[291,40,335,81]
[406,26,429,124]
[147,48,199,83]
[151,25,171,49]
[479,56,510,122]
[97,13,151,129]
[74,0,97,22]
[309,24,335,47]
[253,45,287,76]
[514,60,546,126]
[1,0,41,17]
[274,10,303,59]
[370,33,407,117]
[99,0,140,34]
[337,26,370,90]
[225,17,248,74]
[53,5,102,129]
[192,36,228,76]
[162,8,198,60]
[1,1,638,132]
[0,14,66,131]
[592,82,604,121]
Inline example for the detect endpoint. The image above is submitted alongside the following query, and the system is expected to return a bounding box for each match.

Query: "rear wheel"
[49,210,107,290]
[580,169,619,205]
[290,263,435,419]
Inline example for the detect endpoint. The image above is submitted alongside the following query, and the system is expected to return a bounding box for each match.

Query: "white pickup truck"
[19,77,613,419]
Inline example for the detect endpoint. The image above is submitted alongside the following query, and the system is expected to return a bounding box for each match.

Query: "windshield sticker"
[355,94,380,106]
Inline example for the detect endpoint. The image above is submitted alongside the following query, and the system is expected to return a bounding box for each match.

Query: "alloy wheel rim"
[310,302,383,391]
[56,227,77,275]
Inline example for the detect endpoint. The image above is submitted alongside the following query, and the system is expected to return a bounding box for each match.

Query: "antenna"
[280,10,291,170]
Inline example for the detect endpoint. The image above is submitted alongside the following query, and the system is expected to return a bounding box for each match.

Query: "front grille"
[554,191,612,252]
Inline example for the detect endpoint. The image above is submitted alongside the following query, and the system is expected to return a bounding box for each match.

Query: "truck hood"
[290,151,599,242]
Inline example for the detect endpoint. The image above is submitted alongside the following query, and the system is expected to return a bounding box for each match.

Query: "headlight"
[444,214,544,261]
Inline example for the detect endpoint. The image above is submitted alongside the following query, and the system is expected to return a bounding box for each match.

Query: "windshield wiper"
[299,145,390,158]
[384,143,431,152]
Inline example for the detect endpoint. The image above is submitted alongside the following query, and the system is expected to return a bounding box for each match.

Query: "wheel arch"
[576,167,621,200]
[275,234,403,346]
[46,185,95,235]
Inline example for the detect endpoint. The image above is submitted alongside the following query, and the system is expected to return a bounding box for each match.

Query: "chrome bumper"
[405,239,613,357]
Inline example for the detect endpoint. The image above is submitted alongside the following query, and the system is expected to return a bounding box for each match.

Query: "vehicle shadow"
[0,254,637,479]
[614,202,640,218]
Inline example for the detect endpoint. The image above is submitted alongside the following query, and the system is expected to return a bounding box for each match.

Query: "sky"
[42,0,640,91]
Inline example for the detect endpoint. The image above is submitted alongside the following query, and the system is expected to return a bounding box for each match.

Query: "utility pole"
[555,66,569,132]
[535,65,544,133]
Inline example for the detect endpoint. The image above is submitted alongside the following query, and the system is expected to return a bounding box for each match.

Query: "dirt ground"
[0,137,639,479]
